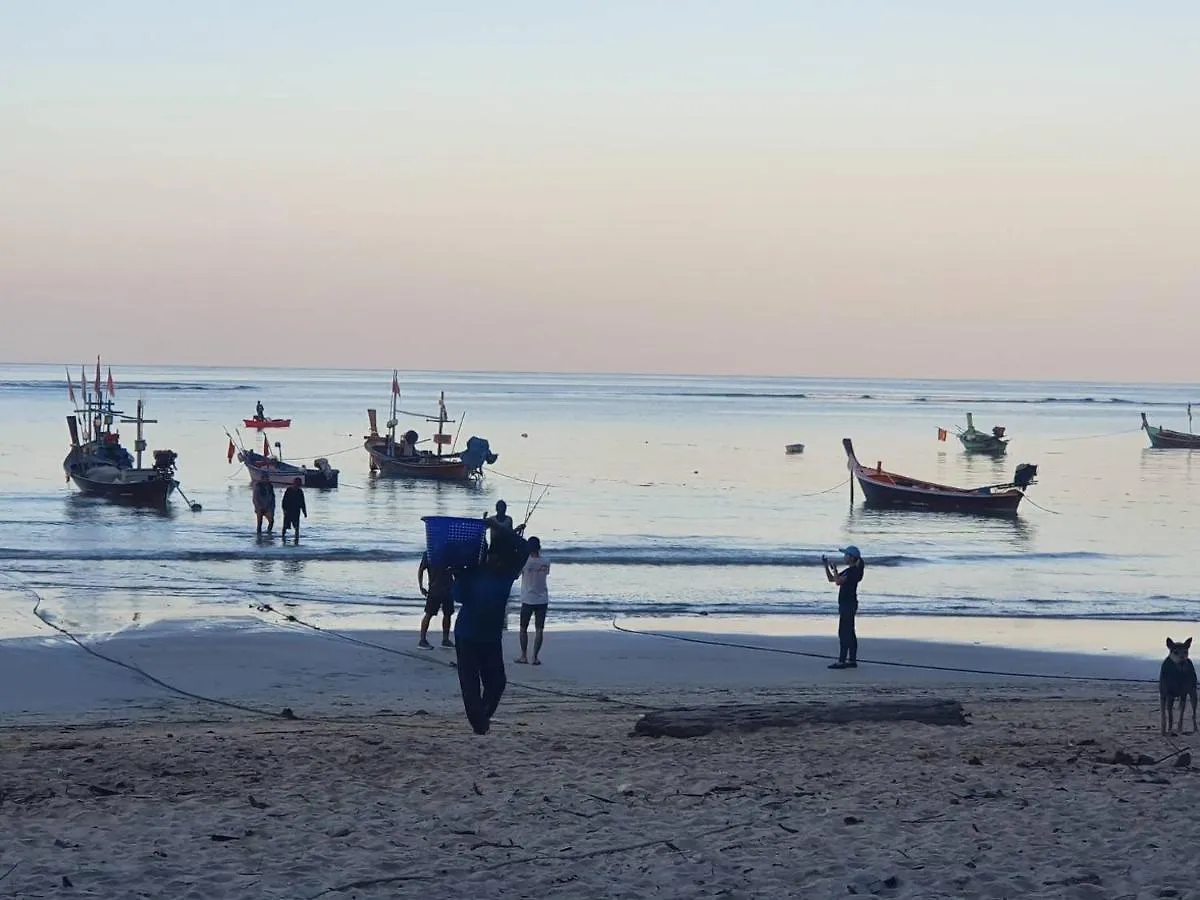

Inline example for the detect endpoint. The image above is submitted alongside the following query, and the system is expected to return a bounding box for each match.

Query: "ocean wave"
[0,380,256,393]
[646,390,1182,407]
[0,544,1119,567]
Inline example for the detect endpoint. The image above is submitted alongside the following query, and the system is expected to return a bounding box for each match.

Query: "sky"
[1,2,1198,380]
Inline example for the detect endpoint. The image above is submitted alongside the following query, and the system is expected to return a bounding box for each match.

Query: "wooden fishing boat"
[363,372,497,481]
[843,438,1036,514]
[227,434,339,488]
[243,417,292,429]
[938,413,1008,455]
[1141,412,1200,449]
[62,360,182,507]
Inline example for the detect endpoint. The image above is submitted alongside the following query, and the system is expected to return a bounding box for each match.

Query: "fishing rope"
[254,603,656,711]
[610,619,1157,685]
[1,575,296,719]
[490,468,553,488]
[796,477,851,498]
[1049,427,1145,443]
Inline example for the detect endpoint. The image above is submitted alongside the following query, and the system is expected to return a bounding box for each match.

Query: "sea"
[1,363,1197,651]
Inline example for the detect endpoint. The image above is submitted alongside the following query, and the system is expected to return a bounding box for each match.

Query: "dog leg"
[1161,696,1168,736]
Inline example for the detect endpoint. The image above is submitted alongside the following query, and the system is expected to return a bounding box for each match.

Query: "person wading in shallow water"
[823,546,865,669]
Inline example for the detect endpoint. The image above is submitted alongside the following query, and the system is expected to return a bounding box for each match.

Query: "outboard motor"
[152,449,178,476]
[460,436,499,473]
[992,426,1006,438]
[313,457,338,488]
[1013,463,1038,489]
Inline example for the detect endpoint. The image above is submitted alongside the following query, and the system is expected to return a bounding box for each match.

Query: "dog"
[1160,637,1197,736]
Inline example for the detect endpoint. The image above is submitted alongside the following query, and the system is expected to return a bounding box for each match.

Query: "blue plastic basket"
[422,516,487,568]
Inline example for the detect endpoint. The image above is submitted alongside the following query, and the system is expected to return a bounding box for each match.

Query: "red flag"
[227,438,236,464]
[107,367,115,397]
[937,428,948,442]
[67,368,76,404]
[391,370,400,396]
[94,357,101,395]
[263,435,270,456]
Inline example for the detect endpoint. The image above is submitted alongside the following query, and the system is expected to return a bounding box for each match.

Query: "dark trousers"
[838,607,858,663]
[455,639,506,733]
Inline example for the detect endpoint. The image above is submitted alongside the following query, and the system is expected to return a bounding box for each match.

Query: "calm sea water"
[0,363,1197,641]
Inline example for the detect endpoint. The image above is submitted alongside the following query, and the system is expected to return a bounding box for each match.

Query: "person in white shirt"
[515,536,550,665]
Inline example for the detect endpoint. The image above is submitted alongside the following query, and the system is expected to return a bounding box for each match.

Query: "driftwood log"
[633,699,968,738]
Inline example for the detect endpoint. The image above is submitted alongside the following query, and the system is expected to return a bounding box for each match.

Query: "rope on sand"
[610,619,1156,685]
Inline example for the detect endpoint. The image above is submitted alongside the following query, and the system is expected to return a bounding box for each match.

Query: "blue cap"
[840,545,861,559]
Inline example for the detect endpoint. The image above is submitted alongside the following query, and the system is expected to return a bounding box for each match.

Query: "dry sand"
[1,624,1196,899]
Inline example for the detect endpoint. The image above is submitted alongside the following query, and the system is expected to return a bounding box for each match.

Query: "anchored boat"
[228,433,339,488]
[844,438,1037,514]
[1141,411,1200,449]
[62,360,183,507]
[938,413,1009,455]
[364,371,497,481]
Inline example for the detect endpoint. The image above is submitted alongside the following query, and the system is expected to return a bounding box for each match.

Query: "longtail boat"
[364,371,497,481]
[62,359,182,506]
[1141,411,1200,449]
[243,417,292,429]
[938,413,1008,455]
[843,438,1037,514]
[227,432,339,488]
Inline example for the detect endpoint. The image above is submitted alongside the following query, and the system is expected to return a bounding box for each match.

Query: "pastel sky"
[2,2,1197,380]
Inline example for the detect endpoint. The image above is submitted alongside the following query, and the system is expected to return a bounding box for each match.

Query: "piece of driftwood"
[633,699,968,738]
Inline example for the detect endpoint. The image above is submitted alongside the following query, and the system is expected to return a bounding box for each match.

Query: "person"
[252,477,276,535]
[399,430,419,457]
[515,536,550,665]
[489,500,514,531]
[255,400,265,421]
[823,546,865,669]
[280,478,307,541]
[451,524,530,735]
[417,551,454,649]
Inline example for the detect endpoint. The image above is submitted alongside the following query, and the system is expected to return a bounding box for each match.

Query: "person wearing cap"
[823,546,865,669]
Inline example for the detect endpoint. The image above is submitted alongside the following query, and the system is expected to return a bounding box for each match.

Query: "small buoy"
[191,502,203,511]
[521,432,528,438]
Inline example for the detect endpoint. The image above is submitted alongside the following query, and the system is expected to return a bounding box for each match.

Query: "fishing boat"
[1141,411,1200,449]
[62,361,184,507]
[228,434,339,488]
[785,443,805,455]
[243,417,292,429]
[938,413,1008,455]
[843,438,1037,514]
[363,371,497,481]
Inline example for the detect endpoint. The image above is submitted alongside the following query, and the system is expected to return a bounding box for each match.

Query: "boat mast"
[437,391,446,457]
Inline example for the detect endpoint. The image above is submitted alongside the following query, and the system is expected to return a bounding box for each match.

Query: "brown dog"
[1160,637,1198,736]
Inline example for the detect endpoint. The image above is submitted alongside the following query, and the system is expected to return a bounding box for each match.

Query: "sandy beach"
[1,622,1196,899]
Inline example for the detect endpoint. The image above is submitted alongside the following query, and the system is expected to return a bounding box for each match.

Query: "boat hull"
[1142,414,1200,449]
[958,435,1008,455]
[364,440,472,481]
[67,470,176,506]
[844,438,1026,515]
[244,418,291,429]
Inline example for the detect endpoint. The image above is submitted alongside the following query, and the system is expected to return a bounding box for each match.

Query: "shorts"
[424,591,454,617]
[282,511,301,530]
[519,603,547,630]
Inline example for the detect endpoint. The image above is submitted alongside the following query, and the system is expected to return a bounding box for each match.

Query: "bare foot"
[532,659,542,666]
[515,657,528,664]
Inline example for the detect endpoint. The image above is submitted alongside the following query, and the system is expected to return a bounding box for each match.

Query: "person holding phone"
[823,546,864,669]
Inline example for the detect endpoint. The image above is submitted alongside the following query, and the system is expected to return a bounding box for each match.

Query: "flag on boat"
[107,367,115,397]
[94,358,101,395]
[227,438,236,464]
[263,435,271,456]
[81,366,88,400]
[392,370,400,396]
[439,392,447,420]
[937,428,948,442]
[66,368,76,404]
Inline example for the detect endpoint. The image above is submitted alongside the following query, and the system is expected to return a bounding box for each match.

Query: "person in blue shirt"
[823,546,865,669]
[451,525,531,734]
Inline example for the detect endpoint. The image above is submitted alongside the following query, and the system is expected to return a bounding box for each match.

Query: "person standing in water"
[280,478,307,541]
[417,551,455,649]
[489,500,514,531]
[823,546,864,669]
[451,523,530,735]
[515,537,550,665]
[252,477,276,535]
